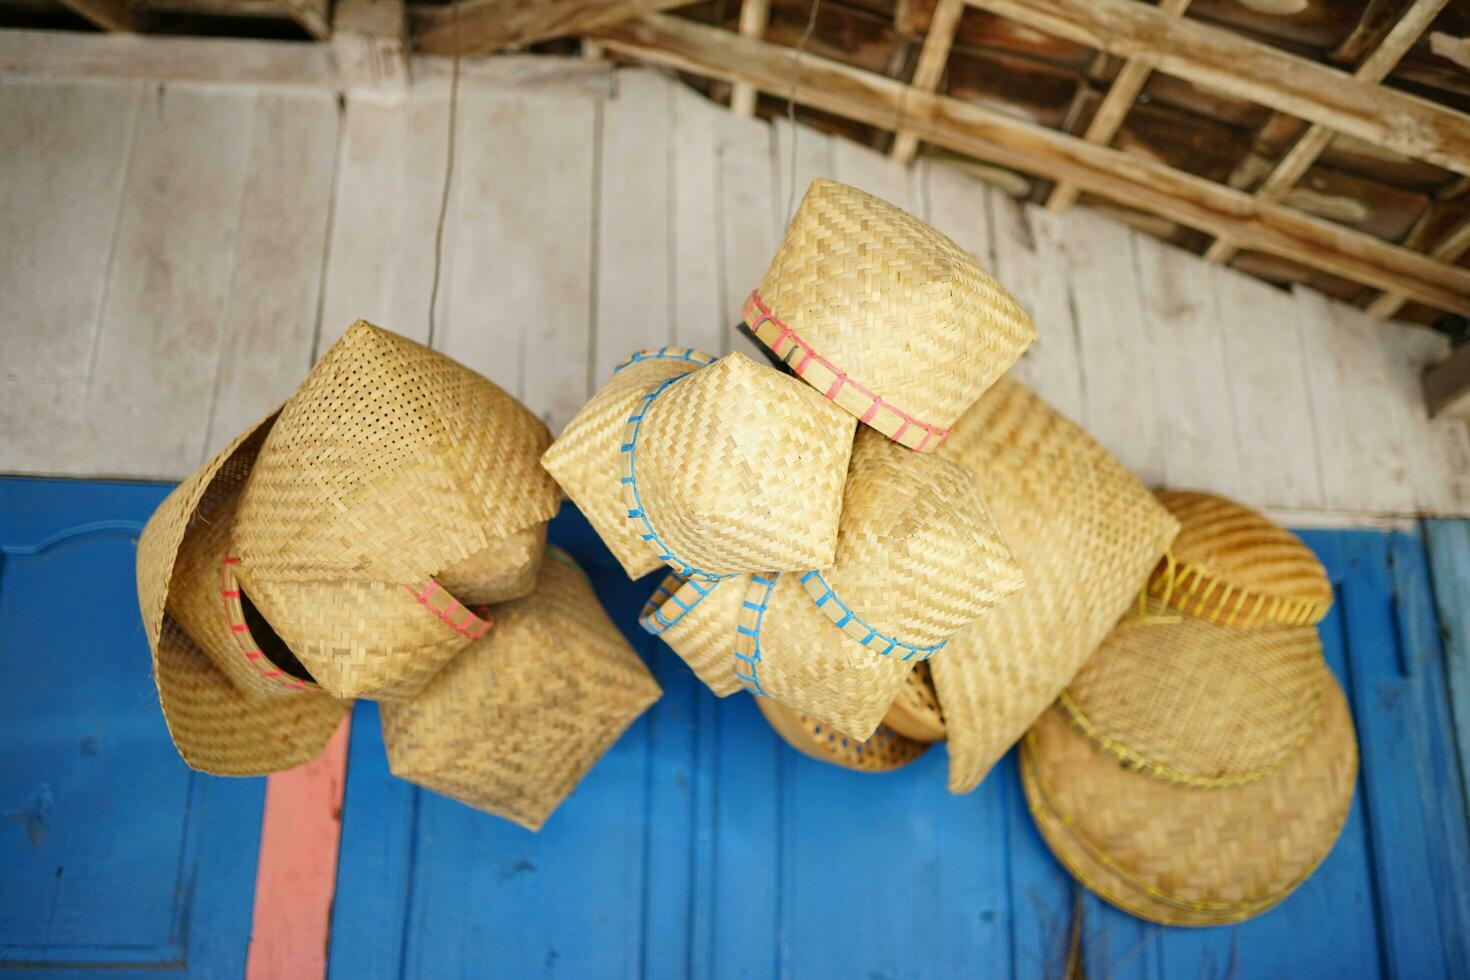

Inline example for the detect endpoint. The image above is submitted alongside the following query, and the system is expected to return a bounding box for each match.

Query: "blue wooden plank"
[0,477,263,978]
[1330,530,1450,979]
[1389,529,1470,978]
[1425,519,1470,851]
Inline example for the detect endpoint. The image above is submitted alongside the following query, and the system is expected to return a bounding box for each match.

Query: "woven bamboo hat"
[756,696,929,772]
[543,347,857,581]
[137,413,352,776]
[229,321,562,701]
[929,378,1179,793]
[1021,497,1355,923]
[381,547,661,831]
[641,426,1023,741]
[743,179,1036,453]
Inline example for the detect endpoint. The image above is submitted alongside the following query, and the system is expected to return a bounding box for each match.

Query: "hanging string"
[784,0,823,223]
[427,0,462,341]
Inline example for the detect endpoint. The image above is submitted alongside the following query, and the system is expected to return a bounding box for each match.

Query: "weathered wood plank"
[206,89,340,452]
[1135,232,1244,497]
[730,0,769,118]
[84,84,256,479]
[966,0,1470,177]
[711,102,775,358]
[1211,268,1324,509]
[672,80,727,358]
[991,197,1086,423]
[832,135,917,214]
[592,68,673,383]
[1377,324,1470,514]
[1367,215,1470,318]
[772,115,834,236]
[1424,519,1470,847]
[591,14,1470,317]
[440,87,598,431]
[1295,287,1417,513]
[921,158,996,273]
[0,78,141,477]
[278,0,330,40]
[412,0,691,57]
[1065,208,1167,487]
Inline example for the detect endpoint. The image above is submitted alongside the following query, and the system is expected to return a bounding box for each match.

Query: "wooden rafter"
[1205,0,1448,265]
[889,0,962,164]
[413,0,691,57]
[730,0,769,117]
[588,13,1470,315]
[1368,215,1470,318]
[55,0,138,31]
[278,0,328,39]
[962,0,1470,178]
[1046,0,1189,213]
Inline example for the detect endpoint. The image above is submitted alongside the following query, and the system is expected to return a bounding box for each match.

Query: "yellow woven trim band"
[1145,550,1331,629]
[1055,689,1322,789]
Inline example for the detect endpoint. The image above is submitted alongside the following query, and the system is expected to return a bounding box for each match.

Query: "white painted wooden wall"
[3,64,1468,519]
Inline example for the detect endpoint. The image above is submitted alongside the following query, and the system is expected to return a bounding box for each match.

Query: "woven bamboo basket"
[930,377,1179,793]
[229,321,561,701]
[641,426,1021,742]
[381,547,661,831]
[744,179,1036,452]
[638,571,751,696]
[1022,674,1357,926]
[1062,598,1328,787]
[1147,491,1333,628]
[883,663,946,743]
[546,348,856,581]
[137,413,351,776]
[756,696,929,772]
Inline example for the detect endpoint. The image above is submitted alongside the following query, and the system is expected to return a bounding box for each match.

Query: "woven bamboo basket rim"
[1145,492,1332,629]
[883,663,946,743]
[638,572,719,635]
[743,290,951,453]
[1020,678,1357,925]
[755,695,928,772]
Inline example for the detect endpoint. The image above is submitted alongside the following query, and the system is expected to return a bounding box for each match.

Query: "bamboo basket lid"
[745,179,1035,452]
[542,349,717,579]
[756,696,929,772]
[930,378,1179,793]
[883,663,946,743]
[1022,673,1357,926]
[1147,491,1333,628]
[381,548,662,831]
[137,413,350,776]
[544,348,856,581]
[225,321,560,701]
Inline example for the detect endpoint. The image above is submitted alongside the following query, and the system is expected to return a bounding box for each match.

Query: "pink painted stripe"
[246,717,351,980]
[404,582,494,640]
[744,290,950,448]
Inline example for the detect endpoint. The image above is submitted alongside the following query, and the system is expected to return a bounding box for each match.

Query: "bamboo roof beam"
[1367,215,1470,318]
[961,0,1470,178]
[1205,0,1448,264]
[414,0,692,57]
[889,0,962,164]
[56,0,138,31]
[1046,0,1190,213]
[731,0,770,117]
[589,13,1470,315]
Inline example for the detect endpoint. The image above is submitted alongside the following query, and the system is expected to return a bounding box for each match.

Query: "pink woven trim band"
[743,290,950,452]
[220,555,314,693]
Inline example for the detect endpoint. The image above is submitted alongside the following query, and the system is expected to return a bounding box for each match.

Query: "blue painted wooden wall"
[2,478,1468,979]
[0,479,264,978]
